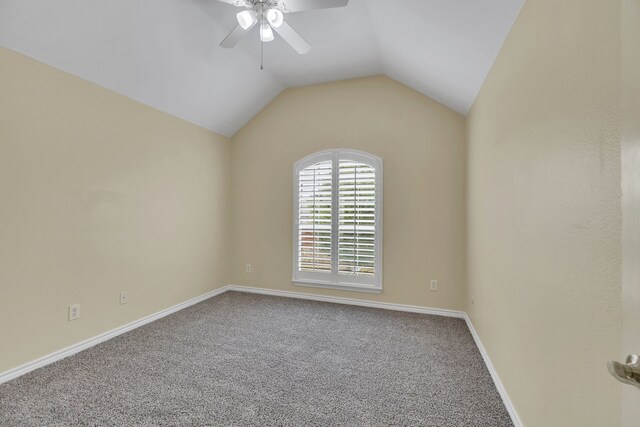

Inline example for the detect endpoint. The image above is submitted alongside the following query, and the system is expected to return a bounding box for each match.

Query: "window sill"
[292,279,382,294]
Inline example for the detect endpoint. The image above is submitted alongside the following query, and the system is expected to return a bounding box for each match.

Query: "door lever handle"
[608,354,640,390]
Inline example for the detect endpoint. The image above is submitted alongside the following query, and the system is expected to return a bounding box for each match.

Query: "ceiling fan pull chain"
[260,2,264,70]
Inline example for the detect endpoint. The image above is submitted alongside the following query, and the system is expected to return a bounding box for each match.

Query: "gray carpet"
[0,292,512,426]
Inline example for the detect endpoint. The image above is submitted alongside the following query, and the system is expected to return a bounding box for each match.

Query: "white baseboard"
[464,314,523,427]
[0,286,230,385]
[226,284,466,318]
[1,283,521,427]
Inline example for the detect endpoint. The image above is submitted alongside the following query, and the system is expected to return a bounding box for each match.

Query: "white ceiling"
[0,0,523,137]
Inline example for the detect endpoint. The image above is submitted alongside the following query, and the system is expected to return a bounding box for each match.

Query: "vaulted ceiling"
[0,0,523,137]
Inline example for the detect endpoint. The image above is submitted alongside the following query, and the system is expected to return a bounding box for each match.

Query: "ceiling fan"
[217,0,349,59]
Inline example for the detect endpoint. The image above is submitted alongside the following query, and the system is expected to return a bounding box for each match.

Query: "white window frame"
[292,149,383,294]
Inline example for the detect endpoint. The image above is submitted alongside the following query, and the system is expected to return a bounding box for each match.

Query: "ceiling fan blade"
[274,21,311,54]
[219,23,254,48]
[276,0,348,13]
[216,0,252,7]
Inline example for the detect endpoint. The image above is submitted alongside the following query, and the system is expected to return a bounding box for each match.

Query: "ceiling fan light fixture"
[218,0,348,62]
[236,9,257,30]
[266,8,284,28]
[260,21,274,42]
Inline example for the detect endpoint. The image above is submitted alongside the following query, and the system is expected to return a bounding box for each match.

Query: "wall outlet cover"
[69,304,80,321]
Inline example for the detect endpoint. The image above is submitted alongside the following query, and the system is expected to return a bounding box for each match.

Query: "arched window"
[293,149,383,293]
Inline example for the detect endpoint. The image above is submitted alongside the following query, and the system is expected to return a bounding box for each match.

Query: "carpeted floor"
[0,292,512,426]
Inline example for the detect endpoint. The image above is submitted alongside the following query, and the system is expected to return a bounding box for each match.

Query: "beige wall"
[229,76,467,310]
[0,47,231,373]
[466,0,623,425]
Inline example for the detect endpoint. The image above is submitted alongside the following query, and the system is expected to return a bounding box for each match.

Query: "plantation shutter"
[294,150,382,292]
[297,160,333,273]
[338,160,376,277]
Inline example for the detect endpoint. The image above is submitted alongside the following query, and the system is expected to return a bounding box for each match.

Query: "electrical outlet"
[120,291,128,305]
[245,264,252,273]
[430,280,438,291]
[69,304,80,321]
